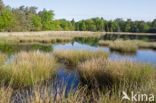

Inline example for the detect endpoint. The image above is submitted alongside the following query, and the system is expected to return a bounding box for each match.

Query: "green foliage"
[38,9,54,30]
[0,1,156,33]
[32,14,42,31]
[0,8,15,31]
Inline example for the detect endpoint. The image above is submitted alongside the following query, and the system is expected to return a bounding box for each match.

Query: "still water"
[53,42,156,94]
[6,42,156,101]
[53,42,156,67]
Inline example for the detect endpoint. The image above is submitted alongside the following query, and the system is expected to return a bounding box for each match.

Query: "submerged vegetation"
[74,37,100,46]
[0,43,53,54]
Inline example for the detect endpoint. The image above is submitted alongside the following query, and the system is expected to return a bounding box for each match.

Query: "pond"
[53,42,156,67]
[2,41,156,102]
[52,41,156,94]
[7,42,156,91]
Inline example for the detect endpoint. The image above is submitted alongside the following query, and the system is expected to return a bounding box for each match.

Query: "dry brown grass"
[0,31,102,44]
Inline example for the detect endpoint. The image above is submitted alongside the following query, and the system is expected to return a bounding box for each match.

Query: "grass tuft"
[98,40,112,46]
[53,50,108,66]
[0,51,58,88]
[109,40,138,53]
[78,58,155,89]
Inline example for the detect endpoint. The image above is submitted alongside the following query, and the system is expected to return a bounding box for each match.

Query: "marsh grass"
[18,37,73,44]
[0,84,155,103]
[0,31,102,44]
[99,40,156,52]
[109,40,138,53]
[138,42,156,50]
[0,51,58,88]
[78,58,155,89]
[98,40,112,46]
[53,50,108,66]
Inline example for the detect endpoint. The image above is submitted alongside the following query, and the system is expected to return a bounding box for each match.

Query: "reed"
[53,50,108,66]
[0,51,58,88]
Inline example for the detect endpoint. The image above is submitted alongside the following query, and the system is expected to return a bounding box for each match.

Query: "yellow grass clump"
[98,40,112,46]
[109,40,138,53]
[78,58,155,88]
[53,50,108,66]
[0,51,58,88]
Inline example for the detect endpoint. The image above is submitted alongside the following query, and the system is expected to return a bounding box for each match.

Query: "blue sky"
[3,0,156,21]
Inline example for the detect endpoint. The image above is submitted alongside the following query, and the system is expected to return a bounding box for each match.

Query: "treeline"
[0,0,156,33]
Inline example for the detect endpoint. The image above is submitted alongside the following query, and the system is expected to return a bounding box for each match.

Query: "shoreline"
[0,31,156,37]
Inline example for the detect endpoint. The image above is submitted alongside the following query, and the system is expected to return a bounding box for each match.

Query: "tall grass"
[0,51,58,88]
[78,58,155,88]
[0,84,155,103]
[53,50,108,66]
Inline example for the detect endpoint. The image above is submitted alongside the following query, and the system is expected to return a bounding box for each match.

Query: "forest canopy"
[0,0,156,33]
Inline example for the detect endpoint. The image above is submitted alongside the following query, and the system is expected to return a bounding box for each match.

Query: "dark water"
[53,42,156,67]
[54,66,79,97]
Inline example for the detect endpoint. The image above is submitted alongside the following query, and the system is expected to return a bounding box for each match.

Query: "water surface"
[53,42,156,67]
